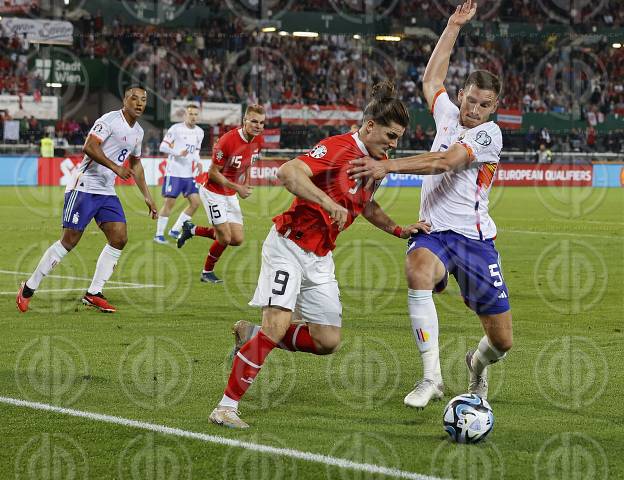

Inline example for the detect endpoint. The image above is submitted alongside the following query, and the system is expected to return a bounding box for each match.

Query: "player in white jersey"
[16,86,158,313]
[349,1,512,408]
[153,104,205,244]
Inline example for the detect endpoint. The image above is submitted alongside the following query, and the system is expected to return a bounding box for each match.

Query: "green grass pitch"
[1,185,622,479]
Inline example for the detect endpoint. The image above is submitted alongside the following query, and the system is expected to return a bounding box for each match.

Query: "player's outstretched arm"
[83,135,133,180]
[362,200,431,238]
[422,0,477,109]
[129,155,158,219]
[277,159,348,230]
[350,143,472,177]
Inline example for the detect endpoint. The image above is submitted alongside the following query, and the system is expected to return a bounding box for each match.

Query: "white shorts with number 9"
[199,186,243,226]
[250,226,342,327]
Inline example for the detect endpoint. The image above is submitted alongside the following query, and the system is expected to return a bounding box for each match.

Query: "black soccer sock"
[22,283,35,298]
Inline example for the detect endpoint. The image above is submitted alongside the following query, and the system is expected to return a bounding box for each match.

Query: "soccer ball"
[443,394,494,444]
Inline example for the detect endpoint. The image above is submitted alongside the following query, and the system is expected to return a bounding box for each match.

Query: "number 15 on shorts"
[209,204,221,221]
[488,263,503,287]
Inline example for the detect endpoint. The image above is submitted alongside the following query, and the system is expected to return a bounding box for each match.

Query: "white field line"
[498,229,622,240]
[0,270,163,288]
[0,396,446,480]
[0,285,161,295]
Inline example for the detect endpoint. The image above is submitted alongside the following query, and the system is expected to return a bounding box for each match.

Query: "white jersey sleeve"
[89,116,113,143]
[132,129,143,157]
[459,122,502,165]
[431,89,459,128]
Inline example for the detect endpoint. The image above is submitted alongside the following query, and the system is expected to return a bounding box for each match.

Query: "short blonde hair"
[245,104,265,116]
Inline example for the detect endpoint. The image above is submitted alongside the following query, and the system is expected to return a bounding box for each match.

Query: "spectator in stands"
[536,144,552,164]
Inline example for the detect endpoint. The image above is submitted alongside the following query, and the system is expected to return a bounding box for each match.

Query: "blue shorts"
[62,190,126,231]
[407,231,510,315]
[161,176,199,198]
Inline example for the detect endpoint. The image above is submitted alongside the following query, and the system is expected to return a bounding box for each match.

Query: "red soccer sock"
[225,330,277,401]
[204,241,226,271]
[278,324,319,354]
[195,226,215,239]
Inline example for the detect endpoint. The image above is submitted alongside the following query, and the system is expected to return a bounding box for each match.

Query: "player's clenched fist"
[236,184,253,199]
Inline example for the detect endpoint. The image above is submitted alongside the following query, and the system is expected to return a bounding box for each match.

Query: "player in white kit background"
[16,86,158,314]
[153,104,204,244]
[350,0,512,409]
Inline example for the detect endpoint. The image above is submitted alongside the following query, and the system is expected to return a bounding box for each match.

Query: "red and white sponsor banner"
[496,109,522,130]
[496,164,592,186]
[248,159,286,186]
[267,104,362,126]
[263,128,281,148]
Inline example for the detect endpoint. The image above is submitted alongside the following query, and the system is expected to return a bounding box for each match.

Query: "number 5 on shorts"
[209,204,221,221]
[272,270,290,295]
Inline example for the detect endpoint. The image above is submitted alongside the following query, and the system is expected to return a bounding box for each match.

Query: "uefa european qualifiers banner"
[28,157,621,188]
[495,164,593,186]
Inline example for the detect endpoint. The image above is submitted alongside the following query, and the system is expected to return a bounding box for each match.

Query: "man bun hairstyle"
[464,70,502,97]
[363,81,410,128]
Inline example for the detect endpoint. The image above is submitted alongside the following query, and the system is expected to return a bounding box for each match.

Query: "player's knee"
[311,322,341,354]
[217,234,231,245]
[229,237,244,247]
[315,336,341,355]
[492,336,512,353]
[110,235,127,250]
[406,266,435,290]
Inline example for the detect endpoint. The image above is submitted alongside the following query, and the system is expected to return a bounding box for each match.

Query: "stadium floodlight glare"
[261,27,277,32]
[46,82,63,88]
[64,0,69,4]
[353,34,361,40]
[375,35,401,42]
[278,31,289,36]
[292,31,319,38]
[613,43,622,49]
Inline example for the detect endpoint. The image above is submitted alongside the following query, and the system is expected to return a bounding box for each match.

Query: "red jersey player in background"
[209,82,431,428]
[177,105,264,283]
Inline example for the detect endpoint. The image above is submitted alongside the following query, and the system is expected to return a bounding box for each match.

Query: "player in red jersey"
[209,82,431,428]
[179,105,264,283]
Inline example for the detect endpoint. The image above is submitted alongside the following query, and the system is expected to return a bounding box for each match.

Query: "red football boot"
[82,292,116,313]
[16,282,31,313]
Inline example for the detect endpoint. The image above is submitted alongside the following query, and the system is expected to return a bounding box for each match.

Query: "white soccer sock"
[26,240,69,290]
[156,216,169,237]
[408,289,442,384]
[471,335,506,375]
[87,244,122,295]
[190,225,197,235]
[219,394,239,409]
[171,212,192,233]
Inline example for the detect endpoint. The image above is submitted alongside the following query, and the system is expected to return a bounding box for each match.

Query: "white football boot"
[404,379,444,409]
[465,349,489,399]
[209,406,249,429]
